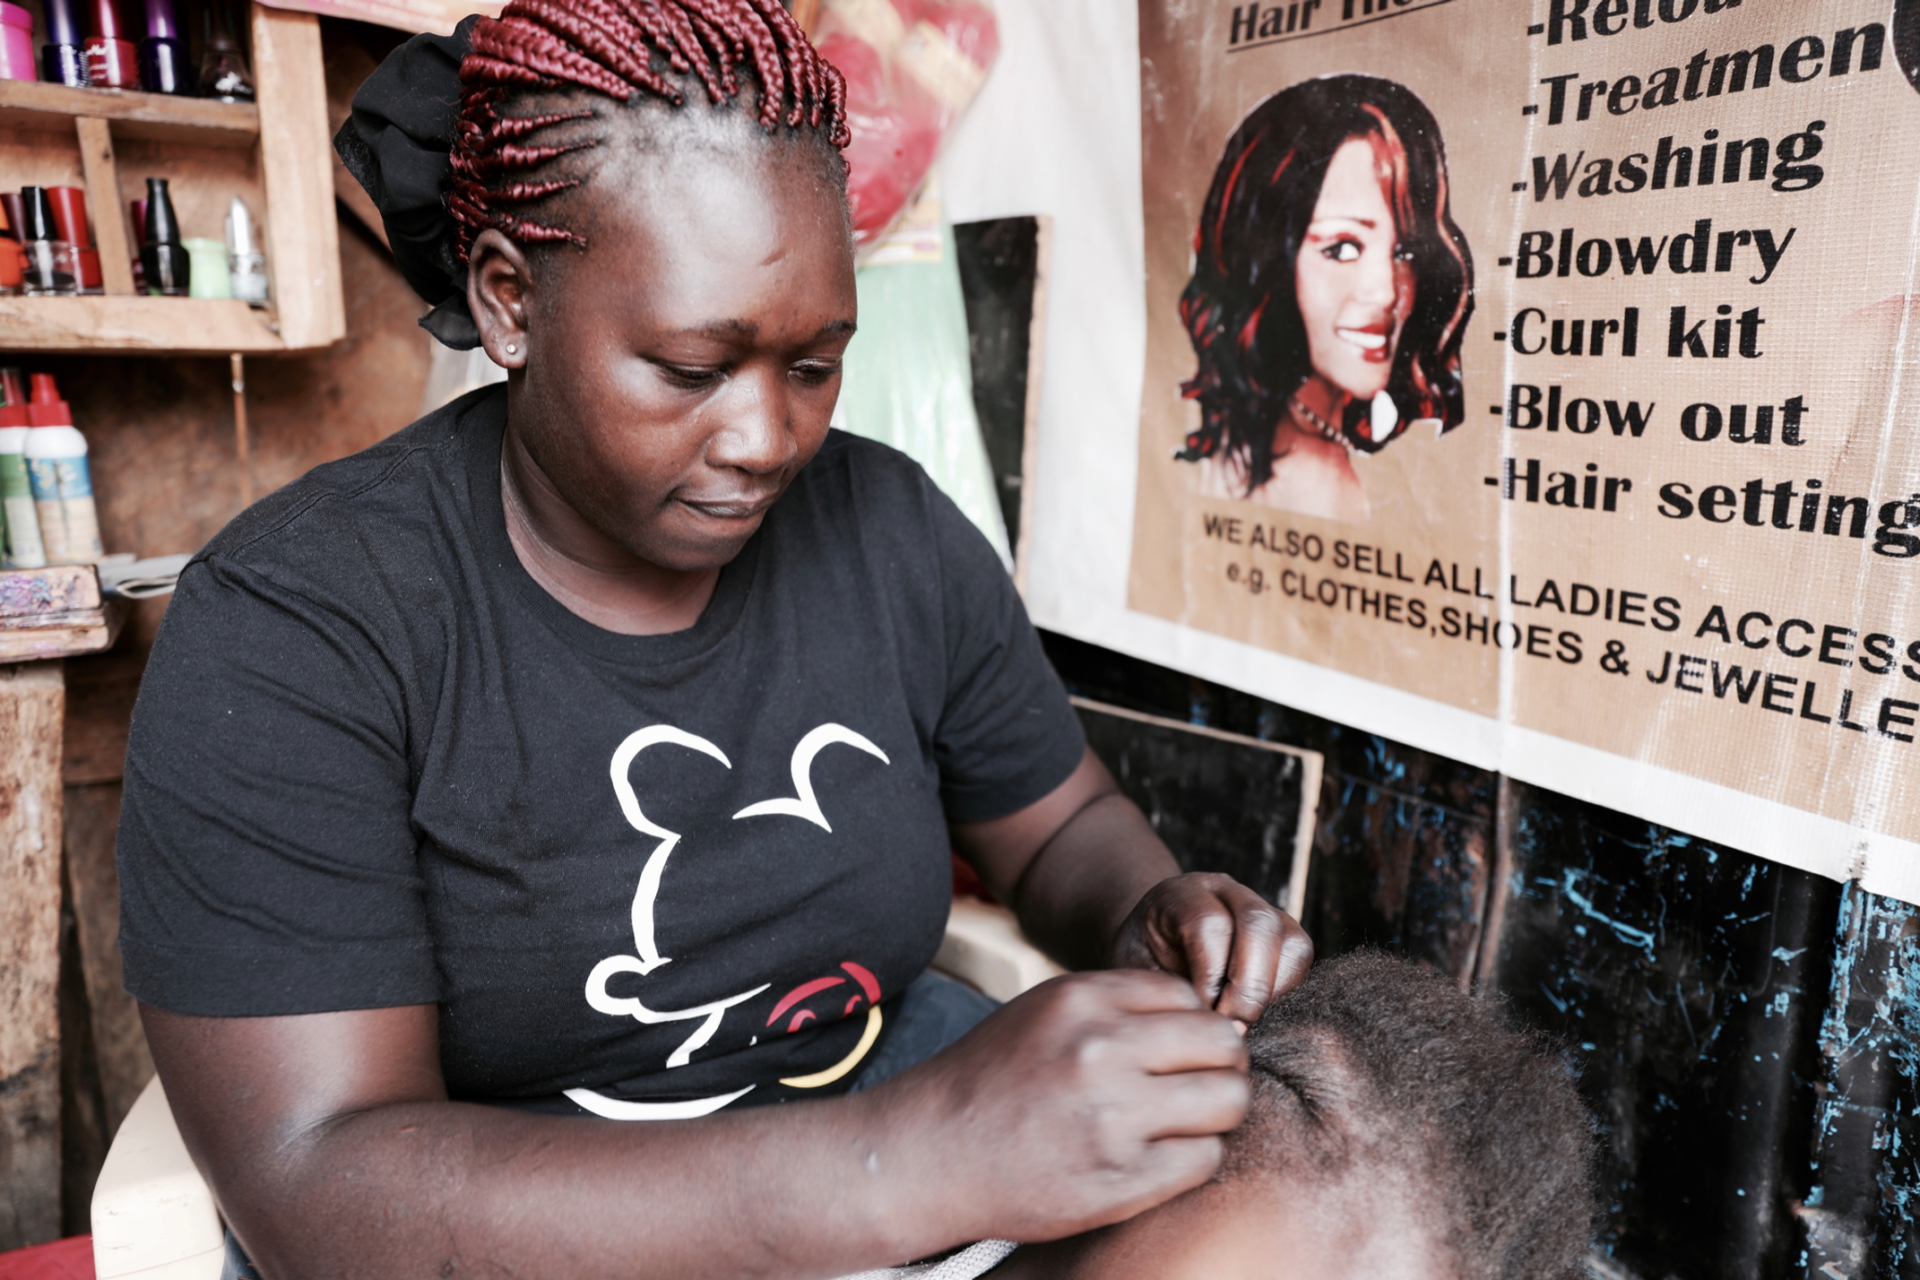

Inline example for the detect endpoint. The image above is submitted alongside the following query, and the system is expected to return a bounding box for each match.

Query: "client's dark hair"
[1232,951,1595,1280]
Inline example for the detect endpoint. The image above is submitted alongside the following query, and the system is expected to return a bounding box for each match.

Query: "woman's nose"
[706,371,798,475]
[1355,243,1400,307]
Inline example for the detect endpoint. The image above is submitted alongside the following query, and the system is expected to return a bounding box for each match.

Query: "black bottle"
[19,187,79,297]
[140,177,190,298]
[198,0,253,102]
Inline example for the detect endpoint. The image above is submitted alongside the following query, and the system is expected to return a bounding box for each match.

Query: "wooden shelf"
[0,79,260,148]
[0,6,343,354]
[0,296,285,352]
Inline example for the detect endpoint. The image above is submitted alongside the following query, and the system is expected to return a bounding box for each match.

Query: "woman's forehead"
[1309,139,1394,220]
[540,140,854,340]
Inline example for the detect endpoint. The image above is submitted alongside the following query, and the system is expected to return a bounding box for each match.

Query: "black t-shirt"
[118,386,1082,1117]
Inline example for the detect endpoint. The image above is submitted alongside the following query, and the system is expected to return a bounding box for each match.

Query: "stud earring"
[504,343,518,356]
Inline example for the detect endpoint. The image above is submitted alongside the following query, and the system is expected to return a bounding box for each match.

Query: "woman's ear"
[468,229,533,371]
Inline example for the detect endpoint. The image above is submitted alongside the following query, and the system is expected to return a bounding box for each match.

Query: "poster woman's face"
[1293,135,1415,403]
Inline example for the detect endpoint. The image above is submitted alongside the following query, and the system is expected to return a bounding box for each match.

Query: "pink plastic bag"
[813,0,999,247]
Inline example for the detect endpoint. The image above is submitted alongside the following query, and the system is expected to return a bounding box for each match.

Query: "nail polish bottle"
[40,0,88,85]
[198,0,252,101]
[85,0,138,89]
[140,177,189,296]
[0,204,22,297]
[127,197,146,292]
[139,0,189,94]
[46,187,102,293]
[19,188,80,297]
[225,196,267,305]
[0,2,35,81]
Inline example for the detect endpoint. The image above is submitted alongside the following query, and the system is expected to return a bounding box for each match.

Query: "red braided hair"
[448,0,849,261]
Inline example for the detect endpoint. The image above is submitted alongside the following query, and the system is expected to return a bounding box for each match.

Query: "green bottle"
[0,367,46,569]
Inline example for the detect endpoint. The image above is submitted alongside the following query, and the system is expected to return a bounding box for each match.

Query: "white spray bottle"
[23,373,103,564]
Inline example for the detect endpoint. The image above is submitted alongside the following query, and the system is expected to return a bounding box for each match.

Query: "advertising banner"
[1121,0,1920,898]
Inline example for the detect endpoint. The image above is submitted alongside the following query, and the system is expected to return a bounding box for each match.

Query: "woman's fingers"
[1142,1066,1253,1139]
[1211,881,1312,1025]
[1116,873,1315,1025]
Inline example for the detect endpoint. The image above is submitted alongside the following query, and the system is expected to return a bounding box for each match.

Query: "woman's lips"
[681,493,778,521]
[1337,325,1392,362]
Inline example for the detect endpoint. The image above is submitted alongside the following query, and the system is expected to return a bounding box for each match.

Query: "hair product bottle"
[39,0,87,85]
[0,2,36,81]
[198,0,251,100]
[85,0,137,88]
[0,202,24,297]
[225,197,266,303]
[141,177,189,296]
[138,0,188,93]
[23,373,103,565]
[0,369,45,568]
[127,196,146,292]
[46,186,102,293]
[184,237,229,297]
[19,187,80,297]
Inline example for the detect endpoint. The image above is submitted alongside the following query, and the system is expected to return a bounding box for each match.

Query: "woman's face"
[1293,135,1414,403]
[1007,1167,1452,1280]
[486,115,857,574]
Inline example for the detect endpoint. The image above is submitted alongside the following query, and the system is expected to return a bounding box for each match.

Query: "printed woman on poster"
[1175,74,1474,523]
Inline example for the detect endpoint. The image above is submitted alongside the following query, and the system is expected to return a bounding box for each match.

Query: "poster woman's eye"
[1322,237,1363,263]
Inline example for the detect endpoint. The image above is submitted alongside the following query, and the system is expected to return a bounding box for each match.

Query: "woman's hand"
[1109,872,1313,1026]
[863,968,1251,1244]
[953,747,1314,1026]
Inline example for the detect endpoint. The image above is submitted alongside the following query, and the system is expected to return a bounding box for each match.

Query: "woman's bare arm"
[952,748,1313,1024]
[143,966,1249,1280]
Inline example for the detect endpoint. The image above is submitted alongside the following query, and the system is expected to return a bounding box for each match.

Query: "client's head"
[1015,951,1595,1280]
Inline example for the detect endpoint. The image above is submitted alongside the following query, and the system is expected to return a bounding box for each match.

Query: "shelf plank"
[0,80,260,148]
[0,296,285,352]
[75,117,137,296]
[255,7,344,351]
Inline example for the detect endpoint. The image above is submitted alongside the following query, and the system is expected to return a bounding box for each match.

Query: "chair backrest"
[91,1074,223,1280]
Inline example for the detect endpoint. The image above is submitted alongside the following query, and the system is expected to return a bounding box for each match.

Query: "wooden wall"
[1,19,429,1239]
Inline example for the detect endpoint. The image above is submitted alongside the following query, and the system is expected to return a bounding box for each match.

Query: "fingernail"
[1231,1019,1248,1036]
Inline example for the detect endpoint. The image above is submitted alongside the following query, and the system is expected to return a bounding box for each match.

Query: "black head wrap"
[333,16,482,349]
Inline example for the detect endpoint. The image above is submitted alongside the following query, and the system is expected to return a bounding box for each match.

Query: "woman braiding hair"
[119,4,1313,1278]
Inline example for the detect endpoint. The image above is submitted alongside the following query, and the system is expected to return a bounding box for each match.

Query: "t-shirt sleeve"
[926,485,1086,823]
[118,554,437,1017]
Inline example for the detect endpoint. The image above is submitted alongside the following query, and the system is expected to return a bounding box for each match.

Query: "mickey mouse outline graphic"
[567,723,892,1121]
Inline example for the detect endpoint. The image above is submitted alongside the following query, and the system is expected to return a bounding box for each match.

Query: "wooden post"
[74,118,137,298]
[0,661,66,1250]
[64,782,153,1134]
[231,354,252,508]
[252,3,344,350]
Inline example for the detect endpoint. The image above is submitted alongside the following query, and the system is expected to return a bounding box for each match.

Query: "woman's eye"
[659,363,724,389]
[1322,238,1363,263]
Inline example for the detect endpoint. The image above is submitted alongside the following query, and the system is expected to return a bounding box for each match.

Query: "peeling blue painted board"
[1487,781,1837,1280]
[1801,886,1920,1280]
[1300,781,1489,984]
